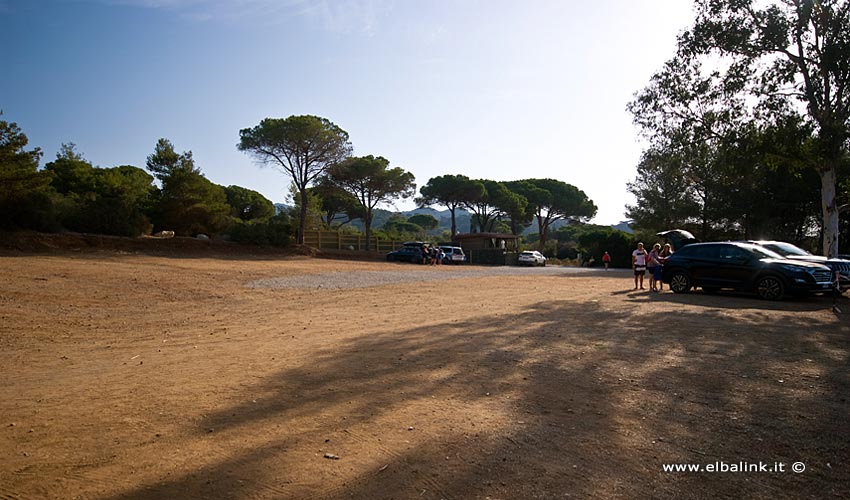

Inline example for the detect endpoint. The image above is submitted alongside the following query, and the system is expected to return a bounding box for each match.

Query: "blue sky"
[2,0,694,224]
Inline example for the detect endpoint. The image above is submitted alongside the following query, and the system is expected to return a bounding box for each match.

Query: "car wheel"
[669,271,691,294]
[756,275,785,300]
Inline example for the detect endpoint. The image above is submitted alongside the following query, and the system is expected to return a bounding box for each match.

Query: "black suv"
[661,242,833,300]
[747,240,850,291]
[386,246,425,263]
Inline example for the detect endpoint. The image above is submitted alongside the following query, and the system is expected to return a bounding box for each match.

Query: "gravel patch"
[248,266,615,290]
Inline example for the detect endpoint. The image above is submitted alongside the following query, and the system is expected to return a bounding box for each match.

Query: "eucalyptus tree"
[680,0,850,256]
[327,155,416,250]
[238,115,352,244]
[629,53,760,240]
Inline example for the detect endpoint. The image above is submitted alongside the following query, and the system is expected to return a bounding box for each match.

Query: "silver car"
[440,246,466,264]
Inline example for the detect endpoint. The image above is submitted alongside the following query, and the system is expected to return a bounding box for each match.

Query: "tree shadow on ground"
[107,298,850,500]
[606,284,838,313]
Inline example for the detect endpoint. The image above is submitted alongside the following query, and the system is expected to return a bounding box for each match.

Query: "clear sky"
[1,0,695,225]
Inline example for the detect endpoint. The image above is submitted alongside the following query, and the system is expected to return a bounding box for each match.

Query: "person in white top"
[632,242,648,290]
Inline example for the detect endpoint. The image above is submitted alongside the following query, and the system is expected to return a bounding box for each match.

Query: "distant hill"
[612,221,634,234]
[276,203,629,236]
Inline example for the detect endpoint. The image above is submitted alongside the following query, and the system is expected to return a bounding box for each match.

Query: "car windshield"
[748,246,783,259]
[520,252,534,256]
[763,242,812,257]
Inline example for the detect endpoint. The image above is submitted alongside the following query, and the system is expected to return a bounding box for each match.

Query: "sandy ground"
[1,252,848,500]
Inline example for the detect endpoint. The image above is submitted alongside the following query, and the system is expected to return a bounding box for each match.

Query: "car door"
[688,244,723,286]
[716,245,755,287]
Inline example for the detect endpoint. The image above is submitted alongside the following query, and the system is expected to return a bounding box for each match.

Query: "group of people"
[631,242,673,291]
[421,245,445,265]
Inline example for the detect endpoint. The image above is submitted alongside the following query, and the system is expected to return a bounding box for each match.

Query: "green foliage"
[224,185,275,221]
[68,165,156,237]
[45,143,98,199]
[226,213,292,247]
[288,182,324,231]
[542,224,634,265]
[501,180,538,235]
[507,178,597,248]
[626,115,822,243]
[310,176,363,227]
[327,155,416,250]
[39,145,154,236]
[381,214,424,240]
[677,0,850,255]
[238,115,353,244]
[0,116,55,230]
[575,227,633,268]
[417,174,485,236]
[407,213,438,231]
[463,179,527,233]
[146,139,230,236]
[146,138,199,181]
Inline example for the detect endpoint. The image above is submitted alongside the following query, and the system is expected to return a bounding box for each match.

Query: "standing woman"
[647,243,662,292]
[656,243,674,292]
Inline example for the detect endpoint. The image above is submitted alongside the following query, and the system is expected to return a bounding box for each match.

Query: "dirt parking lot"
[1,250,848,500]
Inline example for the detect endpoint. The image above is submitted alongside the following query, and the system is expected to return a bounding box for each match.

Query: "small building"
[454,232,521,265]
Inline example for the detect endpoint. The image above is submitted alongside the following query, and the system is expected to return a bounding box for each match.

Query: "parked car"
[386,246,425,263]
[747,240,850,291]
[518,250,547,267]
[440,246,466,264]
[661,241,833,300]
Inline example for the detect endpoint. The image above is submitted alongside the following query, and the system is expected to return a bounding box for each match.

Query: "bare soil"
[1,237,848,499]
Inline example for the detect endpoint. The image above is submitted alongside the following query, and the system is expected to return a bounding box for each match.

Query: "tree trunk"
[537,216,547,251]
[364,211,373,251]
[821,166,839,258]
[298,188,308,245]
[449,207,457,240]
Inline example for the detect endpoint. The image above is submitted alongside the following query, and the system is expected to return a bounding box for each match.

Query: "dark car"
[657,229,699,251]
[747,240,850,291]
[661,242,833,300]
[386,246,425,263]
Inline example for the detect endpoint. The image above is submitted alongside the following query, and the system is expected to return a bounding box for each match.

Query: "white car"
[518,250,547,266]
[440,246,466,264]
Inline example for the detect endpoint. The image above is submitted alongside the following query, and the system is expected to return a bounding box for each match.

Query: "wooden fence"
[302,230,406,252]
